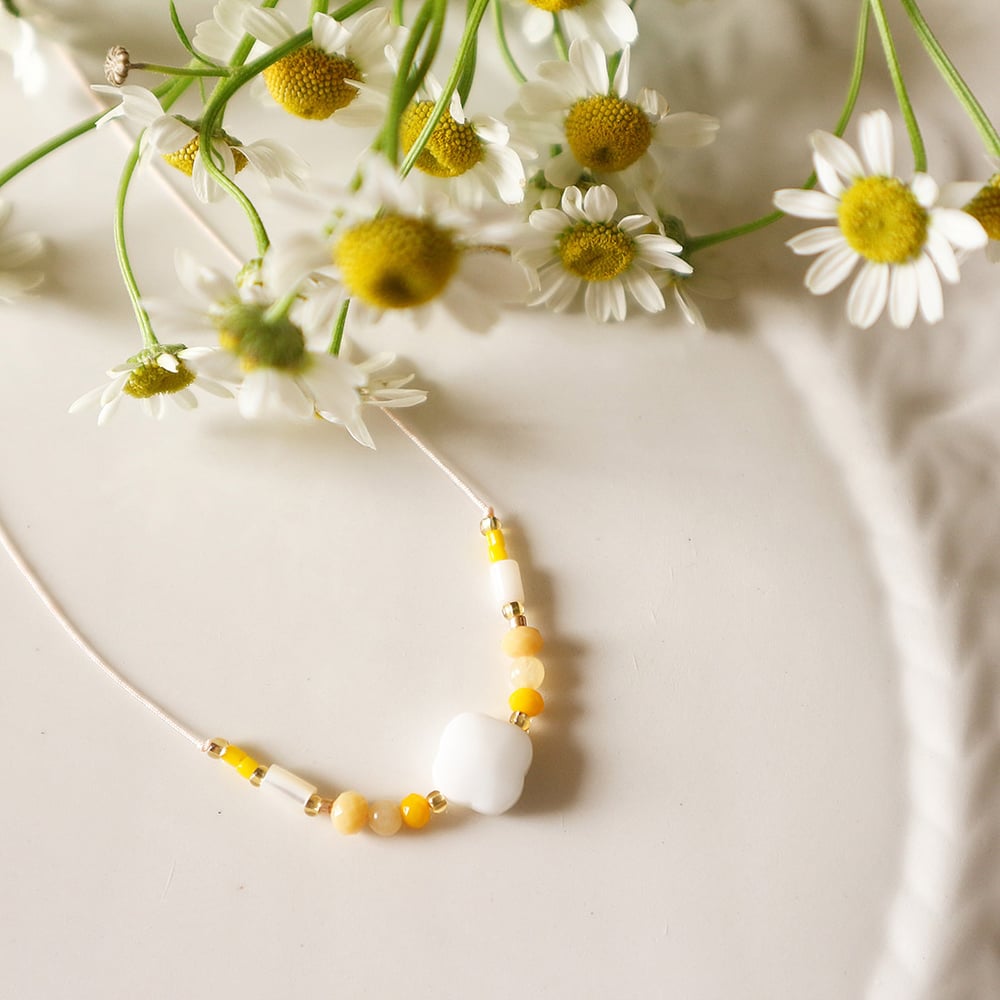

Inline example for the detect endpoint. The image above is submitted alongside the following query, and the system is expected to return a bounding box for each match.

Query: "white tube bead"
[490,559,524,608]
[260,764,318,808]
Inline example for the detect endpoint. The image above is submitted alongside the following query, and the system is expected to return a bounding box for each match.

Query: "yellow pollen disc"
[558,223,635,281]
[400,101,483,178]
[963,173,1000,241]
[564,96,653,173]
[335,214,460,309]
[837,176,929,264]
[527,0,585,10]
[263,46,361,120]
[161,135,247,177]
[123,360,196,399]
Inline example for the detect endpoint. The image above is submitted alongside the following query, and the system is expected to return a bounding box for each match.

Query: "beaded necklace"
[0,409,548,839]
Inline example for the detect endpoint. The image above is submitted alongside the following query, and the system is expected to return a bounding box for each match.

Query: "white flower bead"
[431,712,532,815]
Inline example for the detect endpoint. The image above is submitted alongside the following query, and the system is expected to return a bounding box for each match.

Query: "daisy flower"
[312,157,528,331]
[68,346,235,425]
[92,84,308,203]
[144,247,424,445]
[953,163,1000,263]
[773,110,988,329]
[399,76,525,206]
[191,0,255,64]
[512,39,719,188]
[0,6,45,97]
[516,0,638,55]
[0,199,44,302]
[512,183,692,322]
[242,7,397,124]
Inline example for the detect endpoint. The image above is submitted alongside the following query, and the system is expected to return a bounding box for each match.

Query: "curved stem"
[132,62,230,78]
[869,0,926,171]
[381,0,435,165]
[687,0,871,254]
[898,0,1000,159]
[551,15,569,60]
[329,300,350,356]
[491,0,526,84]
[400,0,491,177]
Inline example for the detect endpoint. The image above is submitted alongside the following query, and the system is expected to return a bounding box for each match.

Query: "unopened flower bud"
[104,46,131,86]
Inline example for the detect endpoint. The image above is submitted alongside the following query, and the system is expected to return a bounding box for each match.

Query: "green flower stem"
[264,288,301,324]
[686,0,871,255]
[329,300,350,356]
[380,0,436,165]
[132,62,231,78]
[456,0,480,105]
[391,0,404,24]
[0,79,177,191]
[869,0,926,171]
[311,0,330,14]
[491,0,526,84]
[552,15,569,60]
[2,0,22,16]
[407,0,448,105]
[400,0,491,177]
[898,0,1000,159]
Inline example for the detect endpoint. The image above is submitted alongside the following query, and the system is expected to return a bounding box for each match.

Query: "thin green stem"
[491,0,526,84]
[551,15,569,60]
[869,0,925,171]
[687,0,871,254]
[898,0,1000,158]
[381,0,435,164]
[392,0,405,24]
[311,0,330,14]
[2,0,22,16]
[132,62,230,77]
[456,0,479,105]
[329,300,350,356]
[400,0,491,177]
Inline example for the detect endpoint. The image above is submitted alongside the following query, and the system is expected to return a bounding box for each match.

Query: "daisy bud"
[104,46,131,86]
[962,173,1000,243]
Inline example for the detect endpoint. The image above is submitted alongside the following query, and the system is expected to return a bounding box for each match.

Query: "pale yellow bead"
[331,790,368,835]
[501,625,543,658]
[368,799,403,837]
[510,656,545,689]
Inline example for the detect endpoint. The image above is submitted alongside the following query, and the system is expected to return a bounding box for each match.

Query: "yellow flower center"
[123,358,196,399]
[335,214,460,309]
[564,96,653,173]
[963,173,1000,241]
[558,223,635,281]
[837,176,929,263]
[215,303,308,372]
[400,101,484,178]
[162,135,247,177]
[263,46,361,120]
[526,0,585,10]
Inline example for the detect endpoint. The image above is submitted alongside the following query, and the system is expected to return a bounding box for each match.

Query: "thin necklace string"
[0,413,496,751]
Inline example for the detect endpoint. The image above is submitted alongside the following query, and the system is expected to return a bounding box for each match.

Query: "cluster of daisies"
[1,0,999,443]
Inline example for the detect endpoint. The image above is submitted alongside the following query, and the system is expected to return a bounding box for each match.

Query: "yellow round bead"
[501,625,543,658]
[331,790,368,835]
[510,656,545,689]
[400,793,432,830]
[368,799,403,837]
[509,687,545,717]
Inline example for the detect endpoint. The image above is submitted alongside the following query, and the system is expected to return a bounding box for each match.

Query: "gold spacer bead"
[205,739,228,759]
[479,515,501,535]
[502,601,525,620]
[304,794,334,817]
[510,711,531,732]
[509,614,528,628]
[249,766,268,787]
[426,790,449,814]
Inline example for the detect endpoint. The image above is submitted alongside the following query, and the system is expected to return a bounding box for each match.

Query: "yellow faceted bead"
[331,790,369,835]
[368,799,403,837]
[510,656,545,689]
[400,794,431,829]
[486,529,507,562]
[509,687,545,717]
[501,625,543,658]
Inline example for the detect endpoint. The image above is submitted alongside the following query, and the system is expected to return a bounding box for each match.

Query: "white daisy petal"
[924,227,960,284]
[914,252,943,323]
[888,261,919,328]
[930,207,988,250]
[569,38,610,96]
[311,12,350,54]
[773,188,840,219]
[810,130,864,181]
[911,172,939,208]
[655,112,720,149]
[858,110,894,176]
[242,7,297,46]
[623,267,666,313]
[611,45,630,98]
[786,227,846,256]
[583,184,618,223]
[804,243,858,294]
[846,261,889,329]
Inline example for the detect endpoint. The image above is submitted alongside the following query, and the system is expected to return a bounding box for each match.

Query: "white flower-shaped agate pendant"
[432,712,533,815]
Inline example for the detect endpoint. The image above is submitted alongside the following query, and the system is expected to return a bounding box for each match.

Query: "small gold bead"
[304,794,333,817]
[502,601,525,620]
[205,738,228,759]
[480,515,501,535]
[511,614,528,628]
[510,711,531,732]
[426,790,449,814]
[249,766,268,787]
